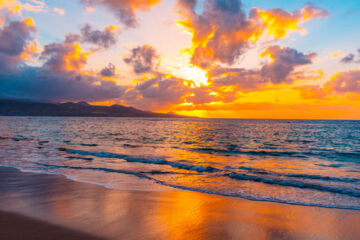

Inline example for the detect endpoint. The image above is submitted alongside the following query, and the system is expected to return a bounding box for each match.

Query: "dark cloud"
[0,19,36,73]
[80,0,161,28]
[100,63,116,77]
[260,45,315,84]
[340,50,360,64]
[80,24,118,48]
[0,67,125,102]
[65,33,81,43]
[0,31,125,103]
[208,45,315,89]
[0,20,36,56]
[123,45,158,74]
[123,74,188,110]
[340,54,355,63]
[63,24,119,49]
[177,0,197,10]
[209,67,264,90]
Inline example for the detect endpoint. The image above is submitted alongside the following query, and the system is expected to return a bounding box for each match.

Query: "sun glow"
[172,65,208,87]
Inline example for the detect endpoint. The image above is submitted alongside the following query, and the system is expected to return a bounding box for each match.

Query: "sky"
[0,0,360,119]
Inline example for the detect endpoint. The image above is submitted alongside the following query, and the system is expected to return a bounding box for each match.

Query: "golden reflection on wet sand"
[0,167,359,240]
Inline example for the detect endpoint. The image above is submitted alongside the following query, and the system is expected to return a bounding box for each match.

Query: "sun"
[172,65,209,87]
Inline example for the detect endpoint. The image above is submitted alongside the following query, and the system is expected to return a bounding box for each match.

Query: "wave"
[61,148,360,195]
[185,147,360,163]
[54,147,360,199]
[6,164,359,211]
[60,148,221,173]
[80,143,98,147]
[236,166,360,183]
[12,136,30,141]
[226,172,360,198]
[285,173,360,183]
[187,147,308,158]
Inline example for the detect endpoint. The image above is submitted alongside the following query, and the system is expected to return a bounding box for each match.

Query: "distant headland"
[0,99,189,118]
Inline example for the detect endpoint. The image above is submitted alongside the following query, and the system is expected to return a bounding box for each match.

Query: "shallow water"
[0,117,359,209]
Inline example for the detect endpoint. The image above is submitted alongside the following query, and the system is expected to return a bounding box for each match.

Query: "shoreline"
[1,166,359,239]
[8,165,360,211]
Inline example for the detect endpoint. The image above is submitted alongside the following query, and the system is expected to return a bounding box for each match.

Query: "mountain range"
[0,99,188,118]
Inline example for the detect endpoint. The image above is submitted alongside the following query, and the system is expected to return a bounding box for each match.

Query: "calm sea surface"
[0,117,359,209]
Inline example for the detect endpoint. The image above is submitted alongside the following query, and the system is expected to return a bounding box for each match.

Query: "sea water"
[0,117,359,209]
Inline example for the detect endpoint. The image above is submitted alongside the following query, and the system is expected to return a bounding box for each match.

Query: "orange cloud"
[53,7,65,16]
[0,0,45,26]
[301,3,329,21]
[296,85,327,99]
[325,69,360,94]
[41,39,90,72]
[176,1,328,68]
[331,52,344,58]
[0,0,45,15]
[0,0,21,17]
[251,4,328,38]
[251,8,302,38]
[20,39,41,61]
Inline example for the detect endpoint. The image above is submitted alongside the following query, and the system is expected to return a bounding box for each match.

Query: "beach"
[0,167,359,240]
[0,210,104,240]
[1,0,360,238]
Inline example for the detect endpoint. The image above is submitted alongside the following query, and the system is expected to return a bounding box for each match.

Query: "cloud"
[0,18,36,56]
[59,24,119,49]
[260,45,315,84]
[21,0,46,13]
[0,67,125,102]
[209,66,264,90]
[341,54,355,63]
[206,45,315,91]
[80,0,161,28]
[296,85,326,99]
[0,31,125,102]
[80,24,119,49]
[53,7,65,16]
[301,3,329,21]
[176,0,327,68]
[340,49,360,63]
[177,0,253,68]
[123,74,189,110]
[100,63,116,77]
[326,70,360,94]
[331,52,344,59]
[0,18,37,73]
[0,0,46,17]
[185,86,219,105]
[40,38,89,73]
[123,45,158,74]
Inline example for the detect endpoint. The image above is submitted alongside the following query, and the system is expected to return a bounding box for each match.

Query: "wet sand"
[0,167,359,240]
[0,210,104,240]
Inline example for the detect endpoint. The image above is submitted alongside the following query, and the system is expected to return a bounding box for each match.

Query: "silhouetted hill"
[0,99,187,118]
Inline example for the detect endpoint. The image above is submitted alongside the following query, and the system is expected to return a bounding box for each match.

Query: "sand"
[0,210,104,240]
[0,167,359,240]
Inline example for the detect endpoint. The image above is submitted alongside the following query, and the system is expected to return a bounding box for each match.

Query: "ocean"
[0,117,359,210]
